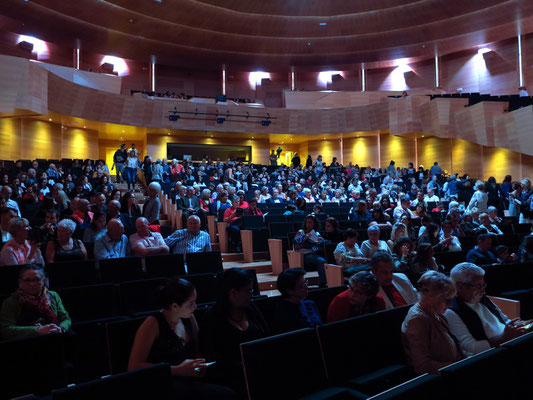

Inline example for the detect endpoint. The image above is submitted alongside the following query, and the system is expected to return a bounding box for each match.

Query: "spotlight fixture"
[169,115,179,121]
[216,117,225,124]
[261,120,271,126]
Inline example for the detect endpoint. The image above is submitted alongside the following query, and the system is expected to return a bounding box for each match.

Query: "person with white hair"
[45,218,87,263]
[0,186,21,217]
[164,215,211,255]
[466,181,488,213]
[143,181,162,225]
[444,263,529,356]
[0,218,44,266]
[130,217,168,256]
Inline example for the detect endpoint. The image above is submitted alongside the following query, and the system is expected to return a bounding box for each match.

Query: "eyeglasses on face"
[463,282,487,291]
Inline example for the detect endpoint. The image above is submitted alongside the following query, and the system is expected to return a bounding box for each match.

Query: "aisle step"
[257,271,319,291]
[223,260,272,274]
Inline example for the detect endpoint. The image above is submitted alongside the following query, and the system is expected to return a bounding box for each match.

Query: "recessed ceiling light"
[48,118,52,121]
[308,42,311,46]
[319,22,327,26]
[323,137,326,140]
[281,141,284,144]
[122,130,125,133]
[210,135,213,137]
[83,126,86,128]
[129,18,134,23]
[421,135,425,138]
[251,137,254,139]
[357,135,360,137]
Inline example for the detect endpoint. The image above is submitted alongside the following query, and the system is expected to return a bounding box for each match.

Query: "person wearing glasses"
[327,271,385,323]
[401,271,462,375]
[444,263,529,356]
[274,268,321,333]
[0,265,71,340]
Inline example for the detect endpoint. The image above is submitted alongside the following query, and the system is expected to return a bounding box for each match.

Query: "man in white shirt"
[444,263,527,356]
[129,217,169,256]
[393,197,415,220]
[423,188,440,206]
[1,186,21,217]
[0,207,17,243]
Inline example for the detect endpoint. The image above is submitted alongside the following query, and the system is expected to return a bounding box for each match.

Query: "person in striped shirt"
[164,215,211,255]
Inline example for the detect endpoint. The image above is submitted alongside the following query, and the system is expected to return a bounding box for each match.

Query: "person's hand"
[173,358,206,377]
[509,253,518,262]
[503,318,524,341]
[36,324,62,335]
[401,244,410,257]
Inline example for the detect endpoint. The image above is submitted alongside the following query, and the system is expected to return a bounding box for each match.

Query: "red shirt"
[327,289,386,323]
[378,284,408,307]
[224,206,239,222]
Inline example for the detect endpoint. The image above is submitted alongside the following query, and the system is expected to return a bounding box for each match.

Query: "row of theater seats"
[0,285,345,399]
[0,251,228,296]
[241,315,533,400]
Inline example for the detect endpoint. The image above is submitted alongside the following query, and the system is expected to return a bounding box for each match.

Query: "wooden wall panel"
[62,127,99,160]
[483,146,521,181]
[450,138,483,178]
[20,119,62,160]
[0,117,22,161]
[417,137,453,174]
[389,96,430,135]
[307,139,342,166]
[379,134,416,169]
[343,136,379,168]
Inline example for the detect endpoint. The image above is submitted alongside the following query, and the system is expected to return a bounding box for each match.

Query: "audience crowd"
[2,150,533,398]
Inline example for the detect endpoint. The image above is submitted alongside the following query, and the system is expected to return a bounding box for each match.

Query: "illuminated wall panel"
[483,146,521,181]
[379,134,416,169]
[343,136,379,168]
[63,128,99,160]
[451,138,483,178]
[20,119,62,160]
[417,137,452,173]
[0,118,22,160]
[307,139,341,166]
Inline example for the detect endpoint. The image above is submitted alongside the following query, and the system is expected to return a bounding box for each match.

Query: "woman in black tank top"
[45,219,87,264]
[128,278,235,400]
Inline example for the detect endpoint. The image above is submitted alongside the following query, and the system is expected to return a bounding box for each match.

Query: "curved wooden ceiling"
[1,0,533,71]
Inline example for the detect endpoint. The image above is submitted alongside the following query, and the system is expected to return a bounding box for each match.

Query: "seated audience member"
[128,278,236,399]
[0,265,71,340]
[418,223,453,252]
[440,220,462,252]
[293,215,327,287]
[351,200,372,223]
[461,212,483,236]
[91,192,107,214]
[360,225,392,259]
[274,268,322,333]
[94,219,130,259]
[387,222,408,251]
[243,198,263,216]
[0,207,17,243]
[444,263,528,357]
[143,182,162,225]
[71,198,93,229]
[392,237,416,273]
[478,213,503,235]
[519,235,533,262]
[209,191,231,216]
[0,218,44,266]
[327,271,385,323]
[334,228,370,276]
[494,245,517,264]
[82,210,108,243]
[465,234,502,266]
[402,271,461,375]
[39,209,59,245]
[1,185,21,216]
[372,252,418,309]
[322,217,343,242]
[224,196,244,253]
[178,186,203,222]
[411,243,440,276]
[393,196,415,220]
[283,204,297,215]
[107,199,135,236]
[201,268,269,395]
[130,217,169,256]
[199,189,213,213]
[165,215,211,255]
[120,191,142,221]
[45,219,88,263]
[487,206,502,225]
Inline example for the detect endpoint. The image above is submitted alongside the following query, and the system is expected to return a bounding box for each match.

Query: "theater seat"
[241,328,367,400]
[118,278,165,315]
[1,334,67,398]
[58,283,119,322]
[105,317,146,374]
[367,374,444,400]
[99,257,143,283]
[145,253,185,278]
[52,363,172,400]
[46,260,98,290]
[186,250,223,274]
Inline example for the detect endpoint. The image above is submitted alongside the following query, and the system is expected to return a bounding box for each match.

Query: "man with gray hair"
[444,262,528,356]
[164,215,211,255]
[94,219,130,259]
[143,181,162,224]
[1,186,21,217]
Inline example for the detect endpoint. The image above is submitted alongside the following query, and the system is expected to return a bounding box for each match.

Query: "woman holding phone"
[128,278,235,399]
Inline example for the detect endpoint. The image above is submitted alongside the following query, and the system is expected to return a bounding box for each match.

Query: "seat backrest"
[160,225,174,238]
[118,278,166,315]
[99,257,144,283]
[46,260,98,290]
[368,374,445,400]
[287,214,306,224]
[265,215,287,224]
[251,228,270,252]
[0,264,26,296]
[186,250,223,274]
[105,317,146,374]
[52,363,172,400]
[242,215,265,229]
[268,222,292,239]
[58,283,119,322]
[145,253,185,278]
[181,272,220,304]
[241,328,328,400]
[317,312,382,383]
[1,334,67,398]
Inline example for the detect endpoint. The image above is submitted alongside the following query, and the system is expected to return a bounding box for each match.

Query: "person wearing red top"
[243,198,263,216]
[199,189,213,212]
[327,271,385,323]
[371,252,418,310]
[224,196,243,252]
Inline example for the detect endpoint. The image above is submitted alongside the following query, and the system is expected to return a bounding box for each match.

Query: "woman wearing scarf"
[0,265,71,340]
